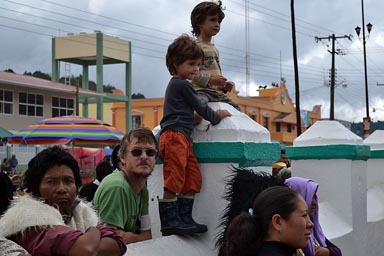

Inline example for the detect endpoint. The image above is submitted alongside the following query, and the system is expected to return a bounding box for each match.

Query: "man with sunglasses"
[93,128,158,245]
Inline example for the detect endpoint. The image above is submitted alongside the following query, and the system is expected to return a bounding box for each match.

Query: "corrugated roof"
[273,112,297,124]
[0,71,104,97]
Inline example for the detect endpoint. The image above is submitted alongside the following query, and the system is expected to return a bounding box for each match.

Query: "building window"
[249,114,257,121]
[263,117,269,129]
[19,92,43,117]
[132,115,142,129]
[0,90,13,114]
[287,124,292,133]
[276,123,281,132]
[52,97,74,117]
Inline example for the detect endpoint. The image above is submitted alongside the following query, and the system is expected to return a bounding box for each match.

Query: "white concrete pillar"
[125,103,280,256]
[363,130,384,255]
[286,120,370,256]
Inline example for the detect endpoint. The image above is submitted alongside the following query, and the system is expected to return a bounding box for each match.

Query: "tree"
[33,71,51,80]
[104,84,115,93]
[4,69,15,73]
[132,93,145,99]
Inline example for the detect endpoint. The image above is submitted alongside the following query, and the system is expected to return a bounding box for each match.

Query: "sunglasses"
[128,148,158,157]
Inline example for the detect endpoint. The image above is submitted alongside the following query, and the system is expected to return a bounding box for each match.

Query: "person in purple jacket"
[285,177,342,256]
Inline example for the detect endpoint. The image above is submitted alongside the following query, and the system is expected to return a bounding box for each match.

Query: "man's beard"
[132,168,153,178]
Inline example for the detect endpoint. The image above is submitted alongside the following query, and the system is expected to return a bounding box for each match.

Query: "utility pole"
[76,78,80,116]
[315,34,351,120]
[245,0,250,96]
[290,0,302,136]
[355,0,372,138]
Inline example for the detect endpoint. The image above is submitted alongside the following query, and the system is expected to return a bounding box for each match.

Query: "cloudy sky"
[1,0,384,122]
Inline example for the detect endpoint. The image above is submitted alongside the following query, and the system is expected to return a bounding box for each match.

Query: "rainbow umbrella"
[8,116,124,147]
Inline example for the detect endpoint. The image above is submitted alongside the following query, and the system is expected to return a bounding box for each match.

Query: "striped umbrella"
[8,116,124,147]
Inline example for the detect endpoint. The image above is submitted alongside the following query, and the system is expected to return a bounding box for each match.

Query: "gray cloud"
[1,0,383,122]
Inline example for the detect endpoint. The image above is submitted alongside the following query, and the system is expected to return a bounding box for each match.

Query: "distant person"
[10,175,23,196]
[93,128,157,244]
[8,154,18,174]
[277,167,292,182]
[111,144,122,171]
[1,158,11,173]
[0,167,13,215]
[280,148,291,167]
[272,161,286,177]
[103,154,113,166]
[0,146,126,255]
[79,161,114,202]
[190,1,240,111]
[224,186,314,256]
[285,177,342,256]
[159,34,231,236]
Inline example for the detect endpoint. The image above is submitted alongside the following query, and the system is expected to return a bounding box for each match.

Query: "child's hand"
[194,112,203,125]
[216,109,231,119]
[209,75,227,88]
[223,81,234,92]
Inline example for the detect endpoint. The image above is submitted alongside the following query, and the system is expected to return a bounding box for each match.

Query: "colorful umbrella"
[8,116,124,147]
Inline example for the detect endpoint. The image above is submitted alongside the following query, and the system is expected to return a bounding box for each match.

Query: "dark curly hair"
[166,34,204,75]
[23,145,82,196]
[191,1,225,37]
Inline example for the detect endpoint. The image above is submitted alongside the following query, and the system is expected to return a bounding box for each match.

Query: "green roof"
[0,127,13,138]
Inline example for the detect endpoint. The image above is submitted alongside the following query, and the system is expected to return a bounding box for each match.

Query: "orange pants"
[160,130,202,194]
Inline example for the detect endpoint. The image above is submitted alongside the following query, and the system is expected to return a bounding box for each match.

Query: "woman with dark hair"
[0,146,126,256]
[285,177,342,256]
[224,186,314,256]
[216,168,284,256]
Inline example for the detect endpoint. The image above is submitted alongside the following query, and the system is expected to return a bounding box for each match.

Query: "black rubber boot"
[177,196,208,233]
[158,198,196,236]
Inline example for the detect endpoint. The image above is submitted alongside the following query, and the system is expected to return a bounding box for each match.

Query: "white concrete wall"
[290,121,384,255]
[293,159,354,239]
[125,103,275,255]
[364,130,384,223]
[124,117,384,255]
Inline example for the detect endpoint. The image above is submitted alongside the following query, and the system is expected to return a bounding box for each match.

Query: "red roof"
[0,71,103,97]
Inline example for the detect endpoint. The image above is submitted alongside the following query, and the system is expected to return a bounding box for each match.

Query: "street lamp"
[355,0,372,137]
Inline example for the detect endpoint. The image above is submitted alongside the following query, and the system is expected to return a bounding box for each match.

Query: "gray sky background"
[1,0,384,122]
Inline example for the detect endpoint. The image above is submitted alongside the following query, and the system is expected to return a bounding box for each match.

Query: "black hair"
[224,186,300,256]
[191,1,225,37]
[165,34,204,75]
[224,212,259,256]
[23,146,82,196]
[111,144,121,170]
[216,167,284,255]
[0,172,13,215]
[95,160,114,182]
